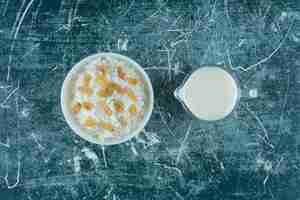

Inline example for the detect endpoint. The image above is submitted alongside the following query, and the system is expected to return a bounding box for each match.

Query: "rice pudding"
[69,56,147,139]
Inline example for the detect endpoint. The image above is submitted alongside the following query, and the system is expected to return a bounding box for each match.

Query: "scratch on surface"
[232,21,294,72]
[104,185,114,200]
[162,44,172,81]
[245,104,274,149]
[209,0,218,22]
[224,0,230,23]
[0,141,10,148]
[67,4,74,28]
[101,14,110,25]
[9,0,26,39]
[7,0,36,81]
[143,129,161,147]
[157,104,175,137]
[20,95,28,102]
[278,71,290,134]
[154,163,183,178]
[263,174,270,186]
[274,156,284,173]
[144,66,184,74]
[0,85,12,90]
[226,47,234,69]
[73,155,81,173]
[14,81,20,114]
[170,39,187,48]
[3,157,21,189]
[169,186,185,200]
[82,147,100,167]
[261,3,272,20]
[31,132,45,150]
[21,43,40,59]
[176,121,193,165]
[171,15,183,27]
[120,0,135,17]
[20,173,103,188]
[73,0,83,18]
[133,8,163,29]
[117,38,129,51]
[101,146,108,168]
[130,142,138,156]
[2,0,10,16]
[0,83,19,108]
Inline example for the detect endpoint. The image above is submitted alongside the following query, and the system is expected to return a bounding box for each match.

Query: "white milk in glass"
[180,67,238,121]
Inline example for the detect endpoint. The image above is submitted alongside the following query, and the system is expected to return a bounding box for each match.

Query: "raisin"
[97,86,114,98]
[84,116,97,129]
[83,73,92,87]
[96,63,108,75]
[119,116,128,127]
[127,78,139,85]
[126,88,137,102]
[80,86,93,96]
[82,101,94,111]
[96,73,108,87]
[100,101,112,116]
[117,66,126,80]
[109,82,124,94]
[113,99,124,113]
[99,121,114,132]
[71,102,81,114]
[129,104,138,114]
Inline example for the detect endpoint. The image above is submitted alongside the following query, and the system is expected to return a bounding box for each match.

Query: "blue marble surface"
[0,0,300,199]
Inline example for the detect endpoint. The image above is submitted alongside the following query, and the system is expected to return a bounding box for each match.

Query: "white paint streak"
[0,141,10,148]
[0,85,12,90]
[117,38,129,51]
[144,66,184,74]
[73,155,81,173]
[143,130,160,147]
[278,72,290,135]
[176,121,192,165]
[157,104,176,137]
[7,0,36,81]
[233,21,294,72]
[2,0,10,16]
[0,85,19,108]
[21,43,40,59]
[154,163,183,177]
[120,0,135,17]
[82,147,99,166]
[170,39,187,48]
[130,142,138,156]
[104,185,114,200]
[163,44,172,81]
[31,132,45,150]
[263,174,270,186]
[20,108,30,118]
[73,0,83,17]
[3,159,21,189]
[245,104,274,149]
[101,146,108,168]
[169,186,185,200]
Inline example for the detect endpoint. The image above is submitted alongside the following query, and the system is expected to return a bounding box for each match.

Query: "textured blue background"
[0,0,300,199]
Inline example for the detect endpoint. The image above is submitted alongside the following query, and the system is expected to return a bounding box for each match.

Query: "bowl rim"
[61,52,154,145]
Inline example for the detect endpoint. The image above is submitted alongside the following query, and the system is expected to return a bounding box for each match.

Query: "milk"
[177,67,238,121]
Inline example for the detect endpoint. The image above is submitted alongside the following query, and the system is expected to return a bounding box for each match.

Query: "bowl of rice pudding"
[61,53,154,145]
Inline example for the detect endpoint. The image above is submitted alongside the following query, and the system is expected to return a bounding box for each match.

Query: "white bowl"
[61,53,154,145]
